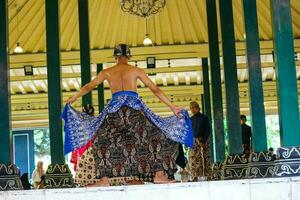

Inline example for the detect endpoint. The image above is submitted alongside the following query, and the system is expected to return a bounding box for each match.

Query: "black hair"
[113,43,131,58]
[269,147,274,151]
[240,114,247,121]
[82,104,95,116]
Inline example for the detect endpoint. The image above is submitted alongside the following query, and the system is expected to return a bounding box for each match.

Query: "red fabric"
[70,138,94,171]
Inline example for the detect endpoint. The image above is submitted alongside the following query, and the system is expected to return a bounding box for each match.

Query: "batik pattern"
[62,91,193,155]
[188,138,212,181]
[74,107,179,185]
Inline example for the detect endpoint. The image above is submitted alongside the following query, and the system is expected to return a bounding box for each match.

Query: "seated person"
[32,161,45,189]
[20,173,32,190]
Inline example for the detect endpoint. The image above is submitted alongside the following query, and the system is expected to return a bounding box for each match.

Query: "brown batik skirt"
[188,138,212,181]
[75,106,179,186]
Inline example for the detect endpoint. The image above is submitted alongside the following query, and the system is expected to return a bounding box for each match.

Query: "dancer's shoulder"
[135,66,146,74]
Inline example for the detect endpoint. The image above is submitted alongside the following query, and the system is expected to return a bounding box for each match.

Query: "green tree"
[266,115,280,151]
[34,129,50,157]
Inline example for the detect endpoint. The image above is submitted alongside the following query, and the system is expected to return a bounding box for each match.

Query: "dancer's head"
[114,44,131,63]
[82,104,95,116]
[189,101,200,115]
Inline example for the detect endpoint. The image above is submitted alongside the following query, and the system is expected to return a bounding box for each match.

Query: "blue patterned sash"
[62,91,194,155]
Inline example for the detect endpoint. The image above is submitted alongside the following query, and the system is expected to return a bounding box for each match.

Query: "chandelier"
[120,0,166,18]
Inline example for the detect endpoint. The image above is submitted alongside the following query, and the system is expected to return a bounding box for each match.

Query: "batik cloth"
[62,91,194,185]
[74,106,179,186]
[188,138,212,181]
[62,91,194,155]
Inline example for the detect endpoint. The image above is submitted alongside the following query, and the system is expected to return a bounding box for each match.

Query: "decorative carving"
[275,146,300,177]
[0,164,23,191]
[42,164,74,189]
[46,164,71,174]
[277,147,300,159]
[247,151,275,178]
[211,162,223,180]
[222,154,248,180]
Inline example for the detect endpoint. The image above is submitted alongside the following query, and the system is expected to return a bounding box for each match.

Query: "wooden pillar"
[0,0,11,164]
[219,0,242,155]
[270,0,300,146]
[78,0,92,105]
[45,0,64,164]
[202,58,212,121]
[206,0,225,162]
[202,58,214,162]
[242,0,268,152]
[97,64,105,113]
[44,0,74,188]
[271,0,300,178]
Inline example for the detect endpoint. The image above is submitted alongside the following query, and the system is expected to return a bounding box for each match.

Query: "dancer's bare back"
[67,62,181,116]
[100,63,144,94]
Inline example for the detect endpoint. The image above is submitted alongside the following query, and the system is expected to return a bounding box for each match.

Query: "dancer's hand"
[66,96,77,104]
[171,105,182,117]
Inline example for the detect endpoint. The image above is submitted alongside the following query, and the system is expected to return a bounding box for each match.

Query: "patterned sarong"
[188,138,212,181]
[62,91,194,185]
[62,91,193,155]
[75,107,180,185]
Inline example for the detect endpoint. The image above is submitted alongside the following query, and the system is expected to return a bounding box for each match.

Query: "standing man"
[188,101,211,181]
[240,115,252,157]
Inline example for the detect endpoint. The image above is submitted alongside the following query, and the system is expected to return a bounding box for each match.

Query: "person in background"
[240,114,252,157]
[188,101,211,181]
[82,104,95,116]
[32,161,45,189]
[268,147,276,160]
[175,144,189,182]
[20,173,32,190]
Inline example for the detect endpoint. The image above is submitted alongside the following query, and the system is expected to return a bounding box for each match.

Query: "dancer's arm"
[66,70,106,104]
[137,68,181,116]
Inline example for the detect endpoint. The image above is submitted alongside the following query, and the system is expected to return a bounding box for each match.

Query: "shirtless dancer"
[67,44,182,185]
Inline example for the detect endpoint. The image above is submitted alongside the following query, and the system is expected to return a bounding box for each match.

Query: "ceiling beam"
[171,0,186,44]
[22,1,44,52]
[10,81,300,103]
[9,62,300,82]
[257,0,273,38]
[9,39,300,68]
[154,15,162,45]
[232,1,245,41]
[66,2,79,51]
[88,0,101,48]
[92,0,108,49]
[131,17,139,47]
[178,0,198,43]
[162,3,174,45]
[109,3,121,48]
[61,1,77,50]
[9,0,36,53]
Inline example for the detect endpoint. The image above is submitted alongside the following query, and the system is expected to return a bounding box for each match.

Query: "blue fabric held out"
[62,91,194,155]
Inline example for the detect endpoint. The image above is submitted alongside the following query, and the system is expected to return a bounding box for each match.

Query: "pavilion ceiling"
[7,0,300,66]
[5,0,300,128]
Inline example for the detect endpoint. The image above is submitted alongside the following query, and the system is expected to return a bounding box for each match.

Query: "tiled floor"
[1,177,300,200]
